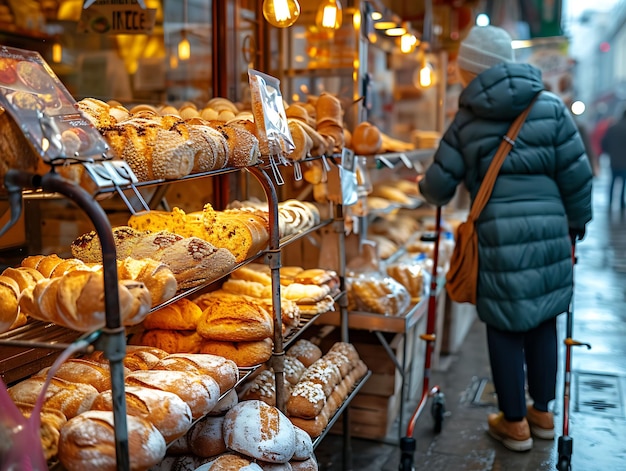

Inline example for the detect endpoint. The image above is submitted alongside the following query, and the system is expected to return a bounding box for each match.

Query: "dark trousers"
[486,317,557,420]
[609,169,626,210]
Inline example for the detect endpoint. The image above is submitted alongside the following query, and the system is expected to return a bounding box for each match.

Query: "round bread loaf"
[188,414,227,457]
[142,298,203,331]
[57,410,166,471]
[196,296,273,342]
[125,369,220,420]
[351,121,382,155]
[0,274,20,333]
[166,433,190,455]
[199,338,273,368]
[205,453,263,470]
[290,456,318,471]
[223,400,296,463]
[91,385,192,442]
[130,329,204,354]
[291,426,314,461]
[257,461,293,470]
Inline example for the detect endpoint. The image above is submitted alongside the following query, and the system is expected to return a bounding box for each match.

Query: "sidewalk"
[315,157,626,470]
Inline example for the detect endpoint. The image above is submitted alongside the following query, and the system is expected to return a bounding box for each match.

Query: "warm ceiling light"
[262,0,301,28]
[316,0,342,30]
[371,11,382,20]
[400,33,417,53]
[385,27,406,36]
[373,21,397,30]
[178,32,190,60]
[418,62,433,88]
[52,42,62,63]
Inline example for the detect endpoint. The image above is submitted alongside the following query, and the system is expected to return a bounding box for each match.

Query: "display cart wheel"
[557,457,571,471]
[400,456,414,471]
[431,392,445,434]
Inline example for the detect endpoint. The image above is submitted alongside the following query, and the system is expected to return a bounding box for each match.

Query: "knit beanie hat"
[457,25,513,75]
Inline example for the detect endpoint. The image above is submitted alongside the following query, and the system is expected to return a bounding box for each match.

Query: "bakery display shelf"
[0,320,85,385]
[316,297,428,335]
[312,369,372,449]
[92,164,248,196]
[283,312,321,350]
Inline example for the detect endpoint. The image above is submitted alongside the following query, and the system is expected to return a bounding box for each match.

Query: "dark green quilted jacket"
[419,62,593,332]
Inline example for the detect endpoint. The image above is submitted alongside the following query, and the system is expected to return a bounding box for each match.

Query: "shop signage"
[79,0,156,35]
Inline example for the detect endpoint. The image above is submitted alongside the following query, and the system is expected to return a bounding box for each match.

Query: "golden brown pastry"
[0,274,20,333]
[199,338,273,368]
[196,296,273,342]
[142,298,202,331]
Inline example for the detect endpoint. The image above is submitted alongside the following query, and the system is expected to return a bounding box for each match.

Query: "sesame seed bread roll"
[91,385,192,442]
[57,410,166,471]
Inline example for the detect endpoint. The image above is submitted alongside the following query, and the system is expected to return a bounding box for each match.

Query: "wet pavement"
[314,156,626,470]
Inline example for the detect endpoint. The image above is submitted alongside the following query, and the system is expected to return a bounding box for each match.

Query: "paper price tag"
[341,147,356,171]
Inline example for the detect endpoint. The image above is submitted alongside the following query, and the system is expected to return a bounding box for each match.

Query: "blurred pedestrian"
[601,109,626,210]
[418,25,593,452]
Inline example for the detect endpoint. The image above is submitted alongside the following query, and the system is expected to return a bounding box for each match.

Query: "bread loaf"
[15,401,67,461]
[125,369,220,420]
[91,385,192,442]
[129,328,204,354]
[142,298,202,330]
[223,400,297,464]
[351,122,382,155]
[290,456,318,471]
[291,426,314,461]
[208,388,238,416]
[34,358,113,392]
[198,338,273,368]
[0,274,19,333]
[286,340,322,368]
[283,356,306,386]
[8,376,98,419]
[242,369,278,406]
[286,382,327,419]
[1,266,44,292]
[153,353,239,394]
[117,257,178,306]
[188,414,227,457]
[82,346,166,371]
[196,296,273,342]
[57,410,166,471]
[205,454,263,470]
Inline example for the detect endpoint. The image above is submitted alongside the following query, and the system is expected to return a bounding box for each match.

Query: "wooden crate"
[331,392,402,439]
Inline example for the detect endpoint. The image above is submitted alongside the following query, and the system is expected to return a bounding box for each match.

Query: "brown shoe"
[526,405,555,439]
[487,412,533,452]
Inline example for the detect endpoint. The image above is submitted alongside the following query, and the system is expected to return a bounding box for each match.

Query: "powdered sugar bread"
[57,410,166,471]
[223,400,297,463]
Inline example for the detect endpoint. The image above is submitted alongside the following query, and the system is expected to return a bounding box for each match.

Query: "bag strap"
[468,93,541,221]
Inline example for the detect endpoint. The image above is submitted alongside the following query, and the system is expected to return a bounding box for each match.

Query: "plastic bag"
[0,334,95,470]
[346,271,411,316]
[248,69,295,157]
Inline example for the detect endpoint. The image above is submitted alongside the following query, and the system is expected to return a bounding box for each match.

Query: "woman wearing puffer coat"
[418,25,593,452]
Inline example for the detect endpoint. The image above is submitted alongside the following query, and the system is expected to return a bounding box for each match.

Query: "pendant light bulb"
[262,0,301,28]
[419,62,433,88]
[178,32,190,61]
[316,0,343,31]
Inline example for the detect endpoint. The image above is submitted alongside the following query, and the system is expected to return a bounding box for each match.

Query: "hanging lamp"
[262,0,301,28]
